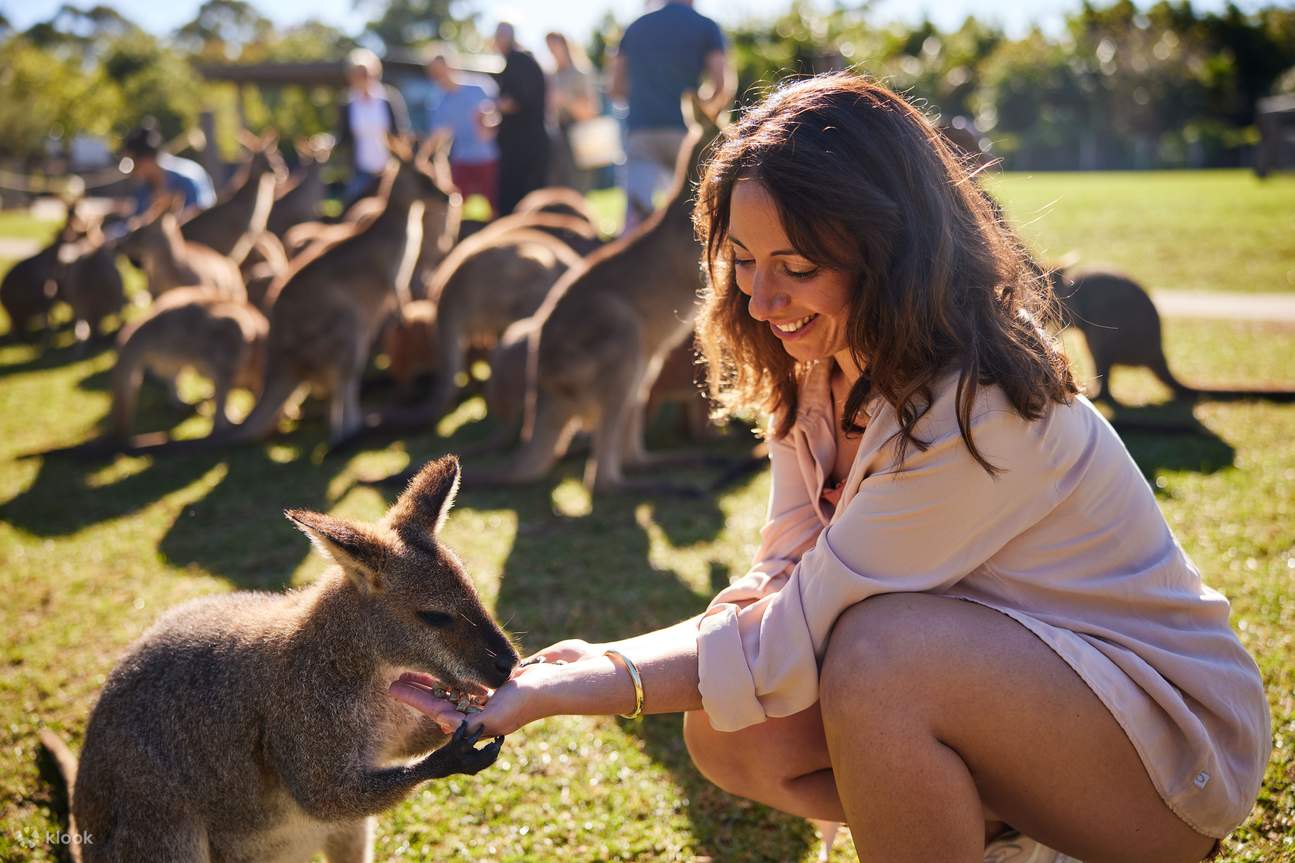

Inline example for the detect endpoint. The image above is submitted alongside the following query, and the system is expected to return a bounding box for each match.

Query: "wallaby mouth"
[394,670,490,712]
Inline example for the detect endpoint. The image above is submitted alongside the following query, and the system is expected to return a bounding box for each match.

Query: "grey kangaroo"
[478,94,726,492]
[39,455,516,863]
[180,130,286,265]
[117,199,246,302]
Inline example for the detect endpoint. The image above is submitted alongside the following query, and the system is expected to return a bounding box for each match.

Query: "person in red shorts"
[426,53,500,216]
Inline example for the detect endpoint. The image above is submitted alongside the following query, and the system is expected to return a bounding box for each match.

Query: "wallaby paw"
[423,721,504,778]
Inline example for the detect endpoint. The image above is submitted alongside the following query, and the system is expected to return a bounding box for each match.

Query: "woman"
[337,49,411,207]
[392,74,1270,862]
[545,31,599,192]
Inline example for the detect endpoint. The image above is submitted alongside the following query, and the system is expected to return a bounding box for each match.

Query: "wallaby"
[39,455,516,863]
[52,223,126,344]
[412,227,583,424]
[450,210,602,261]
[476,93,726,493]
[1052,267,1295,405]
[513,185,598,226]
[240,232,291,310]
[266,135,333,239]
[118,199,246,302]
[132,137,459,451]
[180,130,286,265]
[2,236,63,341]
[108,287,268,440]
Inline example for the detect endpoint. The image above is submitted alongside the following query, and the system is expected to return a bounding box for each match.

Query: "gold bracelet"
[603,649,644,719]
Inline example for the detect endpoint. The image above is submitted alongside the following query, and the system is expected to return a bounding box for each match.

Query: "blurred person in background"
[545,31,599,193]
[120,118,216,216]
[426,52,500,216]
[610,0,731,232]
[492,22,549,215]
[337,48,411,207]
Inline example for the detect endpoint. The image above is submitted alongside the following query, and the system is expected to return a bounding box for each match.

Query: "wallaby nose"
[494,653,518,679]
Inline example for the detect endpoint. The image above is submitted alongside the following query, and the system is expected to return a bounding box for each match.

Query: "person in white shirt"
[337,49,411,206]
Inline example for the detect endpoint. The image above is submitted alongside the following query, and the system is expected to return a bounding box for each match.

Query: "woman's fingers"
[389,680,467,734]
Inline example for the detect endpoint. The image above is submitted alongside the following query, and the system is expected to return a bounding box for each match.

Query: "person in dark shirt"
[492,22,550,216]
[611,0,731,232]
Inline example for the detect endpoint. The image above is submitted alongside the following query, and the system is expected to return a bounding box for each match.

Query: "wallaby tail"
[38,729,83,863]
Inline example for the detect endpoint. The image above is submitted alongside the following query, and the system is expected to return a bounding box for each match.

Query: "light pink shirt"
[696,362,1270,838]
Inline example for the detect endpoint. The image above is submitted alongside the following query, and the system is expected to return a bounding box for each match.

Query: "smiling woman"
[392,73,1269,863]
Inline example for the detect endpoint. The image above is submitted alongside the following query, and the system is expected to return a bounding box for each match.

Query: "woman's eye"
[785,266,819,279]
[418,610,454,628]
[732,257,755,269]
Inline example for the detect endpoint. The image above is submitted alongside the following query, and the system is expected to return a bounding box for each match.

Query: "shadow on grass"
[0,335,112,380]
[1104,402,1236,488]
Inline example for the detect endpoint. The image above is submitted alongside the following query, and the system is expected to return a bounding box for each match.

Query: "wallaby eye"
[418,610,454,628]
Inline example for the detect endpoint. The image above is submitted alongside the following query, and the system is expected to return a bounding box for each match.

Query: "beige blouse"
[696,362,1270,839]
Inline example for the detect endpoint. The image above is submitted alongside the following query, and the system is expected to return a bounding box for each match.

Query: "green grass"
[1,177,1294,861]
[985,169,1295,295]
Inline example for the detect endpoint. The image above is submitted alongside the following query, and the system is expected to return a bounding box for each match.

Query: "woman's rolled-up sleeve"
[697,405,1065,731]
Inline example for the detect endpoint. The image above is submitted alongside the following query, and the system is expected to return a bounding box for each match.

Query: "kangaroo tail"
[38,729,83,863]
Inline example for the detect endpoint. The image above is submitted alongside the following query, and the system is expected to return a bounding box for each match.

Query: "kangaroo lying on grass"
[39,456,515,863]
[474,94,726,493]
[108,287,268,440]
[1052,266,1295,405]
[118,199,246,302]
[180,130,286,265]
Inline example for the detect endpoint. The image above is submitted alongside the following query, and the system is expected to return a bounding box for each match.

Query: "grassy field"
[2,171,1294,862]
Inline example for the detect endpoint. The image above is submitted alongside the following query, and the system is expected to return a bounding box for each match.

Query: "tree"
[175,0,274,61]
[355,0,462,53]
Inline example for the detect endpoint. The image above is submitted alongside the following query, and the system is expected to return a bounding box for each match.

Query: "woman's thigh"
[819,593,1217,863]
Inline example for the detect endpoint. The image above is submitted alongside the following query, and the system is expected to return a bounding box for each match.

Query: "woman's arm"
[390,615,704,736]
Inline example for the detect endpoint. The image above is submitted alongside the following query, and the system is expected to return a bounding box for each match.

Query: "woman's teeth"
[775,314,816,333]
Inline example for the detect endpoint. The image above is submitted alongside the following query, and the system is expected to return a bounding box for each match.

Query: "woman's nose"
[746,272,786,322]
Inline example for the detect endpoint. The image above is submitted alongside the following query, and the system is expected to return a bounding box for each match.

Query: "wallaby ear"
[285,509,393,593]
[382,455,461,541]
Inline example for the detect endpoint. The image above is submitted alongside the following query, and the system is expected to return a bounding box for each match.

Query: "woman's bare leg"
[818,593,1218,863]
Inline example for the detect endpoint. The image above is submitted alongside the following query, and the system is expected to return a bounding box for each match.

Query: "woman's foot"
[983,831,1081,862]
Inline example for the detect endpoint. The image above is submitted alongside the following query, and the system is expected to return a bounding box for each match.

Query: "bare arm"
[391,615,705,735]
[700,49,734,115]
[608,53,629,105]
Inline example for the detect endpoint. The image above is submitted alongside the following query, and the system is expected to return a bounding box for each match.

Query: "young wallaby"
[117,199,246,302]
[39,455,516,863]
[108,287,268,440]
[194,137,459,449]
[180,130,286,265]
[478,93,727,493]
[266,135,333,239]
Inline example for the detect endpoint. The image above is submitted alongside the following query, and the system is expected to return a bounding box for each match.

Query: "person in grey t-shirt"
[610,0,732,232]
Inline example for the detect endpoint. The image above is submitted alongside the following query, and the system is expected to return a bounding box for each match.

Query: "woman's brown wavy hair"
[693,73,1077,474]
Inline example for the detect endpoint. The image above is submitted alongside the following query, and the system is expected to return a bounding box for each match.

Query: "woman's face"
[727,179,855,366]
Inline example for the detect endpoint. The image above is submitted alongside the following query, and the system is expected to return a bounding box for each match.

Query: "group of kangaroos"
[8,94,1291,492]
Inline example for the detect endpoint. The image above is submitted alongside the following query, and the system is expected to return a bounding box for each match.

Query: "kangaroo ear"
[383,455,461,540]
[236,127,262,152]
[285,509,393,593]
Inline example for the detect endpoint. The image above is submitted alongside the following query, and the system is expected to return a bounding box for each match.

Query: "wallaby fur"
[482,93,727,492]
[118,202,246,303]
[109,287,269,440]
[240,232,291,310]
[39,455,516,863]
[180,130,286,265]
[266,136,333,239]
[415,227,583,424]
[210,138,459,448]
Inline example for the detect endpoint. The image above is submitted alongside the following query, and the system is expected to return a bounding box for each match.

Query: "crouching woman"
[393,74,1271,862]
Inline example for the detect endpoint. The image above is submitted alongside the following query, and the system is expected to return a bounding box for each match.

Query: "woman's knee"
[818,593,956,725]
